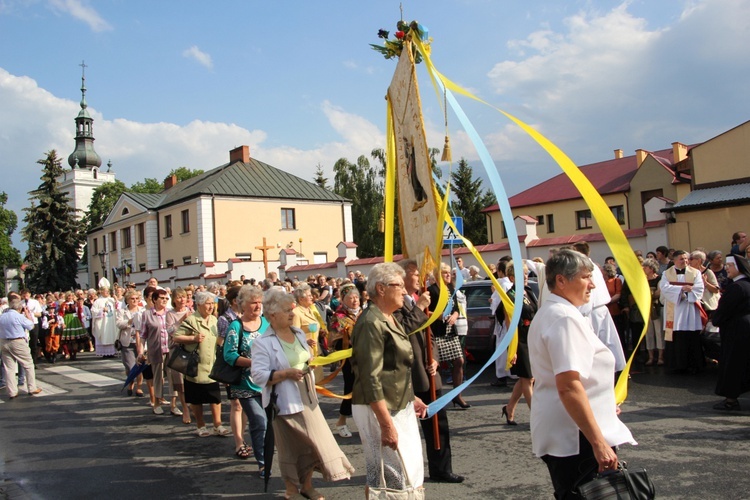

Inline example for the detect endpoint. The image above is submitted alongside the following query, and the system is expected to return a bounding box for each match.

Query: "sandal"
[713,399,741,411]
[301,488,325,500]
[235,443,251,459]
[196,426,212,438]
[183,415,192,425]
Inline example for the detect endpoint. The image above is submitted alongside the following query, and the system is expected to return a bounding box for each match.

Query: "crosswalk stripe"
[44,365,122,387]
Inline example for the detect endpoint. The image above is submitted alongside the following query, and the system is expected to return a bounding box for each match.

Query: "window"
[183,256,192,265]
[165,259,174,268]
[181,209,190,234]
[536,215,544,226]
[610,205,626,225]
[121,227,131,248]
[164,215,172,238]
[110,231,117,251]
[576,209,593,230]
[93,272,99,285]
[136,223,145,245]
[139,263,146,272]
[501,221,508,239]
[93,237,98,255]
[121,207,129,216]
[281,208,296,230]
[547,214,555,233]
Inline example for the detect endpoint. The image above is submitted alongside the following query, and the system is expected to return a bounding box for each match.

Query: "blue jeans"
[238,395,267,467]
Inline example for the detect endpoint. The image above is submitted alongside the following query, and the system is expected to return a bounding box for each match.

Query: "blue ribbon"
[425,72,525,419]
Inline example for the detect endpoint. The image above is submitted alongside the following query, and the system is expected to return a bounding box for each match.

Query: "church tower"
[57,61,115,220]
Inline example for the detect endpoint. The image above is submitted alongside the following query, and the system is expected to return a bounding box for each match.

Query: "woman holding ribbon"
[252,288,353,500]
[328,283,362,438]
[428,262,470,409]
[292,283,327,381]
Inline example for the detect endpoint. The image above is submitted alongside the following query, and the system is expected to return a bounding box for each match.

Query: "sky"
[1,0,749,253]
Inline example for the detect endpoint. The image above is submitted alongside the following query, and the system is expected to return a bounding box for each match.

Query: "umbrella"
[263,386,279,492]
[122,361,148,392]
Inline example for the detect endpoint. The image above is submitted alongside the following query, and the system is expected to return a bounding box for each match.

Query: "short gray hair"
[292,282,311,302]
[8,298,24,311]
[690,250,706,262]
[642,258,659,274]
[263,288,295,316]
[366,262,405,297]
[237,284,263,308]
[546,249,594,290]
[193,291,216,305]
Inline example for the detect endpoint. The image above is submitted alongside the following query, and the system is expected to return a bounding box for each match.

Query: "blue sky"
[1,0,749,252]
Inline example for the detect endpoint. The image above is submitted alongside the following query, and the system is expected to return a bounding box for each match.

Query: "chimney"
[635,149,648,167]
[229,145,250,164]
[614,149,623,159]
[671,142,687,163]
[164,174,178,190]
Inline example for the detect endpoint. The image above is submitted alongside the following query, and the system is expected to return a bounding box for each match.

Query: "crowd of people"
[2,229,750,498]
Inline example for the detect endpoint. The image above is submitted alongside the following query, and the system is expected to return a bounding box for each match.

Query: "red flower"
[395,31,405,39]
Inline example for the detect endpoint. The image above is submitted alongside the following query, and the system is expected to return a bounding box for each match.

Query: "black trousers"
[541,432,609,499]
[28,323,40,363]
[415,389,453,478]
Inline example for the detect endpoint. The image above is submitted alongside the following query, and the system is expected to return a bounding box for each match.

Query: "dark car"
[460,278,540,361]
[460,281,496,360]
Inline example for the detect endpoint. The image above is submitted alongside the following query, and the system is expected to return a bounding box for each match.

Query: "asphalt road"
[1,352,749,499]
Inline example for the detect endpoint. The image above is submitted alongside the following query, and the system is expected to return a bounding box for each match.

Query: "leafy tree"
[313,164,329,189]
[82,179,128,231]
[333,155,384,258]
[369,148,402,255]
[0,191,22,296]
[130,178,163,194]
[22,150,85,292]
[450,157,495,245]
[169,166,204,182]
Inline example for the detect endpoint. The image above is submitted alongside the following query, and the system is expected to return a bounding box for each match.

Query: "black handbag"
[167,343,200,378]
[209,320,245,385]
[575,462,655,500]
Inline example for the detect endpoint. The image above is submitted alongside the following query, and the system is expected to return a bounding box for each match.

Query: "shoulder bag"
[574,461,655,500]
[167,343,200,378]
[368,447,425,500]
[209,319,245,385]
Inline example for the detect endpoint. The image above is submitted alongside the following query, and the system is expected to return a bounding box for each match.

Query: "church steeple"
[67,61,102,170]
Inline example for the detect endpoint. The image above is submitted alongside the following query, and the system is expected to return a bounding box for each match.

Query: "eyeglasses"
[385,282,405,289]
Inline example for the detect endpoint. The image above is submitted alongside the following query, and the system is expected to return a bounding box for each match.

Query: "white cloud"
[48,0,112,32]
[182,46,213,69]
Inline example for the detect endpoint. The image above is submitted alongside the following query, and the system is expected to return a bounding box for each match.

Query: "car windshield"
[462,285,493,309]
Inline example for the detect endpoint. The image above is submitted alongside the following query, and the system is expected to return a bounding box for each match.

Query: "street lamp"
[97,251,106,278]
[299,237,303,256]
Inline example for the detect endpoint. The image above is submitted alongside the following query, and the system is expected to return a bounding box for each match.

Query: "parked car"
[461,281,496,360]
[460,278,540,361]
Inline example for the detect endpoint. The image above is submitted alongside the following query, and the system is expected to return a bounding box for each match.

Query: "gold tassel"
[378,211,385,233]
[441,135,452,162]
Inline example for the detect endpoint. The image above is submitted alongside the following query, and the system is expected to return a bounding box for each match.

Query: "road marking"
[44,365,122,387]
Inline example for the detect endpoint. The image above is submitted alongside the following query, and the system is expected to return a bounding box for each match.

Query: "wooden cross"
[255,237,275,278]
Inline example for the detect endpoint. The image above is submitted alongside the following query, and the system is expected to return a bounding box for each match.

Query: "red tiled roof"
[526,228,647,247]
[483,147,683,212]
[285,262,337,272]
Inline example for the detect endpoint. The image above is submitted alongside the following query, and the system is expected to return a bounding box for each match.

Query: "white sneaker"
[336,424,353,438]
[153,406,164,415]
[213,425,230,436]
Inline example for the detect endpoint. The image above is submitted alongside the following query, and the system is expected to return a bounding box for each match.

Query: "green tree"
[0,192,22,296]
[130,178,163,194]
[22,150,85,292]
[313,164,329,189]
[82,179,128,232]
[169,166,204,182]
[450,157,495,245]
[369,148,402,255]
[333,155,384,258]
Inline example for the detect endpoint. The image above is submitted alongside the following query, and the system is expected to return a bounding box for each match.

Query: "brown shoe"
[29,388,42,396]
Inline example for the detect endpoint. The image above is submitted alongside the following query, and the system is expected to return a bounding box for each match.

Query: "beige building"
[482,144,692,264]
[87,146,352,287]
[665,120,750,253]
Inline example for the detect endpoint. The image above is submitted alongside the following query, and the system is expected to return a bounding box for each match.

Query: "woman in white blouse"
[528,249,636,498]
